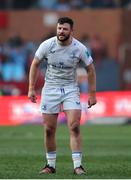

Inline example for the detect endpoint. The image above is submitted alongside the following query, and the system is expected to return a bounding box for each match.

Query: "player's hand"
[28,89,37,103]
[88,95,97,108]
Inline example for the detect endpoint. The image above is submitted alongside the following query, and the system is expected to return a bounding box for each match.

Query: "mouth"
[59,34,65,37]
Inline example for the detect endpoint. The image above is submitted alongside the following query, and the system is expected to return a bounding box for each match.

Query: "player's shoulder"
[39,36,56,48]
[73,38,87,50]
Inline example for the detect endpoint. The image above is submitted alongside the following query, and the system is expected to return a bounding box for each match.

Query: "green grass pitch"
[0,124,131,179]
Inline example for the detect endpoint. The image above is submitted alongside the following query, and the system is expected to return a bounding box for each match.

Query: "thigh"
[65,109,81,127]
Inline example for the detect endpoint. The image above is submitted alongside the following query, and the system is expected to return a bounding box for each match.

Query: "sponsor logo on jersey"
[85,50,90,58]
[70,49,79,59]
[49,50,56,54]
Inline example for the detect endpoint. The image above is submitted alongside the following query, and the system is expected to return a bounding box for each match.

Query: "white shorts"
[40,83,81,114]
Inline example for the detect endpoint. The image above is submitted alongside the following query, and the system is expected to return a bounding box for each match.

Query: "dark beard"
[57,34,70,42]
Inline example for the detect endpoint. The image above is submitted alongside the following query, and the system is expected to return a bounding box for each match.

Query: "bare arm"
[86,63,97,108]
[28,58,41,103]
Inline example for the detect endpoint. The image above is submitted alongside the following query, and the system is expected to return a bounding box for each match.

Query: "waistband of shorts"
[44,82,78,88]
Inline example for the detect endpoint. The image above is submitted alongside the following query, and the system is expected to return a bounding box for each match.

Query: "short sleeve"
[80,45,93,66]
[35,41,48,61]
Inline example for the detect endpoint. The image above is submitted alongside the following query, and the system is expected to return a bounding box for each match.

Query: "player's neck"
[57,36,73,46]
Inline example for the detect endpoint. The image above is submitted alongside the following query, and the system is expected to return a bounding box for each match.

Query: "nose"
[59,28,64,33]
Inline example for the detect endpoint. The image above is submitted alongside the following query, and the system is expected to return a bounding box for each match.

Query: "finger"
[88,101,92,108]
[32,98,37,103]
[88,102,97,108]
[29,96,37,103]
[88,104,92,108]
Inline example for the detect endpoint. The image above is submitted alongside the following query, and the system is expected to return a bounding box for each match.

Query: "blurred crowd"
[0,33,120,95]
[0,34,38,95]
[0,0,131,10]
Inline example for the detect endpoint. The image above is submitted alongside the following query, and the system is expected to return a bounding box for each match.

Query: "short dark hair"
[57,17,74,29]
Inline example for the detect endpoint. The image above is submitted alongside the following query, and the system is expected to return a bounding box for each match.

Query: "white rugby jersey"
[35,36,93,86]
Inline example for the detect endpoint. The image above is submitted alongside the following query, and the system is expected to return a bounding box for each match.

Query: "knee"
[70,122,80,136]
[45,126,56,137]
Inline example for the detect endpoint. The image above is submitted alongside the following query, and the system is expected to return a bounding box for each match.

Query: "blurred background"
[0,0,131,125]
